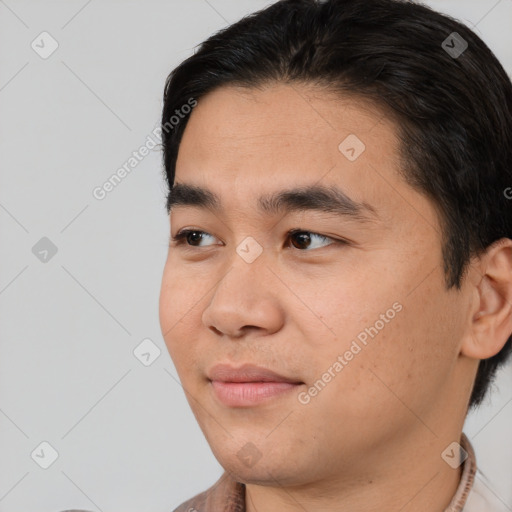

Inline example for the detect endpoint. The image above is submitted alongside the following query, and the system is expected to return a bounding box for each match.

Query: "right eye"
[170,229,219,248]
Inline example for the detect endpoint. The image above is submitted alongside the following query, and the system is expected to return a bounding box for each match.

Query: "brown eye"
[185,231,204,245]
[290,231,312,249]
[170,229,217,247]
[287,230,337,250]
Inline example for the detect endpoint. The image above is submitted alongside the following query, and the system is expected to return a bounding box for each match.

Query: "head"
[159,0,512,485]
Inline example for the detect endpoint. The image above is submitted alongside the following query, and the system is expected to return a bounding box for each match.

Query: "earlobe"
[461,238,512,360]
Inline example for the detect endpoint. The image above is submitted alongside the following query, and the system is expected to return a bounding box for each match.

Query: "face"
[159,83,473,485]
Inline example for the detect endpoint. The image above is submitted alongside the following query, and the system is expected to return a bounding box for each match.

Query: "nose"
[201,257,285,339]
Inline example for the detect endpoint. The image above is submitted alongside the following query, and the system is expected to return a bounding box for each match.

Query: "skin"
[159,82,512,512]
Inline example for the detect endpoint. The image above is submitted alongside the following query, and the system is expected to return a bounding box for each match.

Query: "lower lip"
[210,381,301,407]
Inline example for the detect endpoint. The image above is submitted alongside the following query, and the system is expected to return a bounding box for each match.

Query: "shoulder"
[173,493,208,512]
[172,480,212,512]
[172,471,245,512]
[463,468,511,512]
[173,484,210,512]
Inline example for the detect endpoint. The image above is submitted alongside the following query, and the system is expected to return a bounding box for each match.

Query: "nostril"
[210,325,223,336]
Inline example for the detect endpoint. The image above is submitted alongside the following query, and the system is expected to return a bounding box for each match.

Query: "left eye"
[286,230,335,250]
[170,229,340,250]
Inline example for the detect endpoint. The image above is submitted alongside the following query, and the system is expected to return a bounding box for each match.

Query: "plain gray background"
[0,1,511,511]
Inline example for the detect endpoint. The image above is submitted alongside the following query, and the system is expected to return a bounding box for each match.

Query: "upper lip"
[208,363,303,384]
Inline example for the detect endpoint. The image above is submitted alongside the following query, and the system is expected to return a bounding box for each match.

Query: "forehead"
[176,83,396,170]
[173,83,432,230]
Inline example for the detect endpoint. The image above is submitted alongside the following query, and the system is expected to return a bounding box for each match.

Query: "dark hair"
[160,0,512,408]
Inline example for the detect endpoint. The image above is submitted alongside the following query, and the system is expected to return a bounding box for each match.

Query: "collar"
[174,433,476,512]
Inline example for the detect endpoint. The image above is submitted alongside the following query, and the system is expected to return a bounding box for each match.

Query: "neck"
[245,428,467,512]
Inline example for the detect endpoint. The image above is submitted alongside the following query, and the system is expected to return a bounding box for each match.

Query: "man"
[158,0,512,510]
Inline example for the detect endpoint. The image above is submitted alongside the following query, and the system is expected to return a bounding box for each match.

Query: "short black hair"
[160,0,512,408]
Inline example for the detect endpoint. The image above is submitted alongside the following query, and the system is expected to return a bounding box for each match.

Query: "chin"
[213,443,305,486]
[222,461,291,486]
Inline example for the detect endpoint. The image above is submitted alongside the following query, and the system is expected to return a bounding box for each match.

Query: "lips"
[207,363,304,407]
[207,363,303,384]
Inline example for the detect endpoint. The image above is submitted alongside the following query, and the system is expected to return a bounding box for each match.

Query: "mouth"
[210,381,302,407]
[207,363,304,407]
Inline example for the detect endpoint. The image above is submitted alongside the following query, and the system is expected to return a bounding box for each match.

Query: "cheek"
[159,257,210,331]
[159,264,179,345]
[159,261,203,367]
[296,261,458,405]
[347,282,461,416]
[292,262,398,350]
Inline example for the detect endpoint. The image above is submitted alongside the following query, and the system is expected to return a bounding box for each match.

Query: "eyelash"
[169,228,348,251]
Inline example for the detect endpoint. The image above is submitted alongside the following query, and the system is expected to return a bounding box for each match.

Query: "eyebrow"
[167,182,379,223]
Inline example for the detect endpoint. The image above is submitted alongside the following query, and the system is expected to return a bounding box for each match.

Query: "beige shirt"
[173,433,509,512]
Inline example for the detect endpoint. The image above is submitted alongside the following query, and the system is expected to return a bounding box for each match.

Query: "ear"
[461,238,512,360]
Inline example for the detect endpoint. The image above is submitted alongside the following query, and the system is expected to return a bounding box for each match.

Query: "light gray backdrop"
[0,1,511,511]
